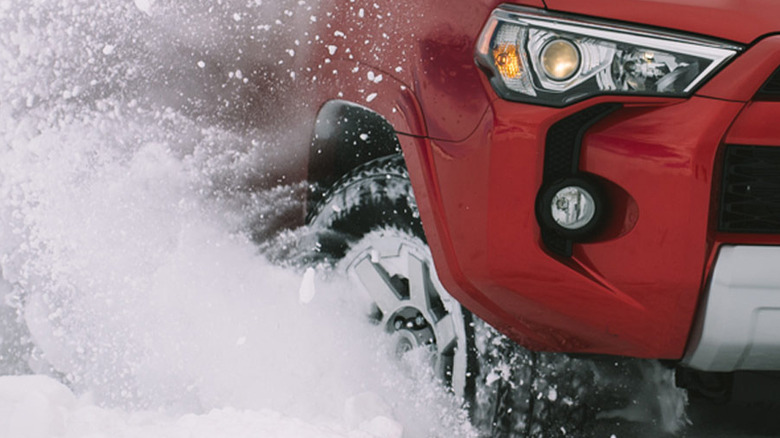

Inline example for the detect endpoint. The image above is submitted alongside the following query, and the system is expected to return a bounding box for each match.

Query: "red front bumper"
[402,36,780,360]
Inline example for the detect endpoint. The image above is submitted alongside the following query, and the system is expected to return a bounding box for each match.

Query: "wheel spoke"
[407,252,431,314]
[354,256,402,313]
[435,314,458,352]
[450,348,467,400]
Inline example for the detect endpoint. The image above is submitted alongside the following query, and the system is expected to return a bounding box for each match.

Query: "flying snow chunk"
[366,93,378,103]
[327,45,338,55]
[133,0,154,15]
[0,376,77,437]
[344,393,403,438]
[361,417,404,438]
[299,268,316,304]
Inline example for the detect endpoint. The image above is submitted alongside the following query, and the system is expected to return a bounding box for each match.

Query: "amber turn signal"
[493,43,522,79]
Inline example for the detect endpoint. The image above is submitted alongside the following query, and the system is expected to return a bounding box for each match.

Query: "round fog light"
[551,186,596,230]
[541,39,580,81]
[537,176,607,242]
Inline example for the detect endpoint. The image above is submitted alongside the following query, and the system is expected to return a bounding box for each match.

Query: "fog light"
[551,186,596,230]
[540,39,580,81]
[537,176,607,242]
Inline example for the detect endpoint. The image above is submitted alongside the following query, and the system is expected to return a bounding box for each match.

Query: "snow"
[0,375,412,438]
[298,267,317,304]
[0,1,474,437]
[134,0,155,16]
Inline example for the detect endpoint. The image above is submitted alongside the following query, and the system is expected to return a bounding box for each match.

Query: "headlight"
[476,6,742,106]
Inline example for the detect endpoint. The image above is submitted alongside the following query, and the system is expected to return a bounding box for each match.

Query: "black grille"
[538,103,620,256]
[544,103,621,181]
[719,145,780,233]
[756,67,780,99]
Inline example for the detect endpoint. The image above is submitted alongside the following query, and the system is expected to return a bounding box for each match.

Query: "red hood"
[543,0,780,44]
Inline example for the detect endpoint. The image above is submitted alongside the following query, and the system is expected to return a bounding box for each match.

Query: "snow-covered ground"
[0,1,475,437]
[0,374,466,438]
[0,375,407,438]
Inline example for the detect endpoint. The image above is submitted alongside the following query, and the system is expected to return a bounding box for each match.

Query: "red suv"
[300,0,780,433]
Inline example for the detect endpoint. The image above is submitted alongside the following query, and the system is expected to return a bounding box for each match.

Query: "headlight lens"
[540,39,580,81]
[476,6,742,106]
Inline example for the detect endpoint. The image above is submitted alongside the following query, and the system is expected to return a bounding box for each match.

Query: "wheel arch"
[306,98,424,217]
[309,99,400,187]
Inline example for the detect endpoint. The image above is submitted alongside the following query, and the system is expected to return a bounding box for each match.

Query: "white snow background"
[0,0,476,437]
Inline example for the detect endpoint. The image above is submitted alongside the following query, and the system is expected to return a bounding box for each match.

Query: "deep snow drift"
[0,0,474,437]
[0,375,391,438]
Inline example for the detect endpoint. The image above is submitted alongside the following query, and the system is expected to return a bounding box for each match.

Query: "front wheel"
[339,229,472,397]
[307,155,474,400]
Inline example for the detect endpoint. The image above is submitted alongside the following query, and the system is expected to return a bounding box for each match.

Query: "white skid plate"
[683,245,780,371]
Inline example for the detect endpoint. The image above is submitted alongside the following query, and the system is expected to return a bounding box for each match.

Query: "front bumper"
[406,35,780,362]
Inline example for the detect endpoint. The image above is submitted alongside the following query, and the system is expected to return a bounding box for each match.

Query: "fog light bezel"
[537,176,608,241]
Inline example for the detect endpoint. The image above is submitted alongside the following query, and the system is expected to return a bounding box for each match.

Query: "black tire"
[470,319,594,438]
[472,327,688,438]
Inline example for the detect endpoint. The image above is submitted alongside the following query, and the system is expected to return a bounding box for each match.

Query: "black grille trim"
[543,104,621,182]
[538,103,621,256]
[756,67,780,99]
[719,145,780,233]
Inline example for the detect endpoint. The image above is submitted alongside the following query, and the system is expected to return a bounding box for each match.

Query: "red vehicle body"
[300,0,780,369]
